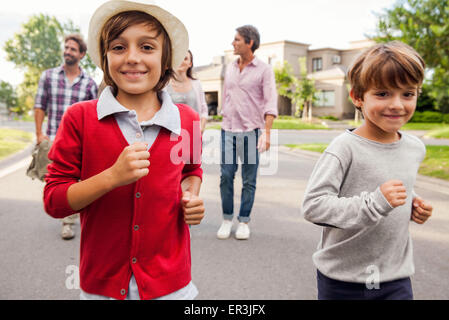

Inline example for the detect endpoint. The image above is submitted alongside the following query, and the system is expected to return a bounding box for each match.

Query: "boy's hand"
[181,191,205,225]
[411,197,433,224]
[108,142,150,188]
[380,180,407,208]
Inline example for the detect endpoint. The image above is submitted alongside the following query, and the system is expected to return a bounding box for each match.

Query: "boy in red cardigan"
[44,0,204,300]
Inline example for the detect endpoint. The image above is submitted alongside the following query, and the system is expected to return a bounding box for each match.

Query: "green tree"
[0,80,18,113]
[3,13,97,114]
[373,0,449,113]
[274,57,318,121]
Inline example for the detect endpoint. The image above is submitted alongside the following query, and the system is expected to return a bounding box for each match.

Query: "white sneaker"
[217,220,233,239]
[235,223,250,240]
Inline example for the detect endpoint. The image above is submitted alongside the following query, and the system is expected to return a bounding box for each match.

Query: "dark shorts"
[317,269,413,300]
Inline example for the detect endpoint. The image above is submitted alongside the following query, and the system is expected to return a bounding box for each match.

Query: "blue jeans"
[220,129,260,223]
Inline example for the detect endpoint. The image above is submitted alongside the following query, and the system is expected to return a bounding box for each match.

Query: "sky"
[0,0,398,86]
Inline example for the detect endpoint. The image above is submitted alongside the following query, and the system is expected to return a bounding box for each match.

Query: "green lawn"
[425,127,449,139]
[205,124,222,130]
[272,118,328,130]
[419,146,449,180]
[0,128,34,160]
[285,143,449,181]
[350,121,449,131]
[285,143,329,153]
[205,118,328,131]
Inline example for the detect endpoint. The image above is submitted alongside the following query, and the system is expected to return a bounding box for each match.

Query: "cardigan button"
[135,192,141,198]
[132,257,137,264]
[120,289,126,296]
[134,225,139,231]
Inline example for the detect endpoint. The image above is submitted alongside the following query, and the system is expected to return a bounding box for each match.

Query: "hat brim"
[87,0,189,70]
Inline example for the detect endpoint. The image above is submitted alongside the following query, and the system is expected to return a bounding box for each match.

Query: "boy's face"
[107,23,164,96]
[352,86,418,135]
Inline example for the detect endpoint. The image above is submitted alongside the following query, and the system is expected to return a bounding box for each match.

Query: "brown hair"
[186,50,196,80]
[64,33,87,53]
[99,10,174,94]
[348,41,425,110]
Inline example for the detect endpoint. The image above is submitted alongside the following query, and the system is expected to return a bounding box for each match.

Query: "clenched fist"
[380,180,407,208]
[108,142,150,188]
[411,197,433,224]
[181,191,205,225]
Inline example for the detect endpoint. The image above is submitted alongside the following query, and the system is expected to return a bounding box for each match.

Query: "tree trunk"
[301,103,307,121]
[308,101,312,122]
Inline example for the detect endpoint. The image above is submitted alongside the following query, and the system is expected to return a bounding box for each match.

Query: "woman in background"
[166,50,208,134]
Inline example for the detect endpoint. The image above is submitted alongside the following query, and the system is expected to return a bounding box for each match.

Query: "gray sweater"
[302,129,426,283]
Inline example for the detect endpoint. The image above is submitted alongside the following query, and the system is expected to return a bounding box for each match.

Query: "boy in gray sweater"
[302,41,433,300]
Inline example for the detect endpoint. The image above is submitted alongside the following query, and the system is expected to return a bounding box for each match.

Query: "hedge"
[410,111,449,123]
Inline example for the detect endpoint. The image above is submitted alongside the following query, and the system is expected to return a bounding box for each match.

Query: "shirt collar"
[234,56,259,67]
[97,86,181,135]
[58,65,85,78]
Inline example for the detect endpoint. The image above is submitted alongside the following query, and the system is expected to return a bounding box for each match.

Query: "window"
[314,90,335,107]
[312,58,323,72]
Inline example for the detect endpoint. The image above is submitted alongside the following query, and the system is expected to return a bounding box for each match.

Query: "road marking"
[0,156,32,179]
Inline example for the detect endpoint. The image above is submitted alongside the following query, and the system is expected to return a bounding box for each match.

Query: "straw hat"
[87,0,189,69]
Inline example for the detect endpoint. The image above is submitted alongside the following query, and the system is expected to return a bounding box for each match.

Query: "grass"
[425,127,449,139]
[272,118,328,130]
[205,124,222,130]
[0,128,34,160]
[285,143,449,181]
[350,121,449,131]
[285,143,329,153]
[402,123,449,131]
[418,146,449,180]
[205,117,329,130]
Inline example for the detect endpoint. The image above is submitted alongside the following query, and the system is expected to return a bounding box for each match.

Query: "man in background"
[34,33,97,240]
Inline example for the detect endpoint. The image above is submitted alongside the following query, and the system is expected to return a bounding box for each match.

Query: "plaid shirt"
[34,65,98,140]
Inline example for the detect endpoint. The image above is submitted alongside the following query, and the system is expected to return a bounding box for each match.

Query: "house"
[194,39,375,119]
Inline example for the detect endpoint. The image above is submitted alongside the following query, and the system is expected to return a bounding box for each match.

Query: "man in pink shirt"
[217,25,278,240]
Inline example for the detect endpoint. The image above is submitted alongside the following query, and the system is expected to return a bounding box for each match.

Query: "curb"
[278,145,449,195]
[0,142,34,170]
[0,142,34,179]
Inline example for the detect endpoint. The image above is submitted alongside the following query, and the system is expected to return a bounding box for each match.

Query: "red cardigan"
[43,100,203,300]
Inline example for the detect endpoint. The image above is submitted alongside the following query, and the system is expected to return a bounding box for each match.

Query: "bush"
[210,115,223,121]
[443,113,449,124]
[410,111,443,123]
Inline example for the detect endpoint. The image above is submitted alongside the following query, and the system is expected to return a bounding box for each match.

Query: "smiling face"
[348,41,425,142]
[352,86,418,140]
[63,39,85,66]
[232,32,253,56]
[106,22,164,97]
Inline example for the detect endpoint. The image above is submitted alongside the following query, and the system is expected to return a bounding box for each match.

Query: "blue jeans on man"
[220,129,260,223]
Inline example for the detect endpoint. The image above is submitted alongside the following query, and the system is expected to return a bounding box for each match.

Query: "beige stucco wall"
[194,39,373,118]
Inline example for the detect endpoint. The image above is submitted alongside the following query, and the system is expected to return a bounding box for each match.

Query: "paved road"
[0,129,448,299]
